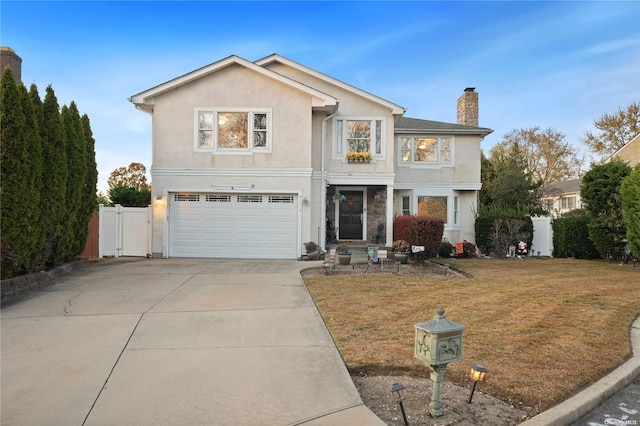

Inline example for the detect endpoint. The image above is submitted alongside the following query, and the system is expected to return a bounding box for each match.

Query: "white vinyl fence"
[531,216,553,257]
[99,205,152,258]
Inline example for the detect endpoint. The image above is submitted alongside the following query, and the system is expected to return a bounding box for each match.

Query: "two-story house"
[129,54,492,259]
[540,178,583,217]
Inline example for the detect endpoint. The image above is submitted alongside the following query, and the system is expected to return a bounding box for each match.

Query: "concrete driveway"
[1,258,383,425]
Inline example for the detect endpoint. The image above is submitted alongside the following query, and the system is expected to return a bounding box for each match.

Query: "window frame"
[334,117,386,161]
[561,196,576,210]
[397,135,454,167]
[194,107,272,154]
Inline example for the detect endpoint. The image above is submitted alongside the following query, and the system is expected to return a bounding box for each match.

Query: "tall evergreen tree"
[18,83,45,271]
[485,143,543,214]
[29,84,44,129]
[1,68,31,276]
[80,114,98,246]
[61,102,88,256]
[41,85,67,266]
[581,160,631,250]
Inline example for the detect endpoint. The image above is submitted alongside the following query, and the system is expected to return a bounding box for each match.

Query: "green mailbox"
[414,307,465,366]
[414,307,465,417]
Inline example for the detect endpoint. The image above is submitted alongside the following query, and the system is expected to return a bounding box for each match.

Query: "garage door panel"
[170,193,297,259]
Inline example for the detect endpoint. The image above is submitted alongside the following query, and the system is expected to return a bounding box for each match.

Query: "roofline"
[395,127,494,137]
[129,55,338,113]
[604,132,640,163]
[255,54,406,115]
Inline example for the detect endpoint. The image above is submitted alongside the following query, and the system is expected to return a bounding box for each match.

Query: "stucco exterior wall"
[265,62,396,175]
[393,135,480,185]
[151,64,314,170]
[148,63,321,257]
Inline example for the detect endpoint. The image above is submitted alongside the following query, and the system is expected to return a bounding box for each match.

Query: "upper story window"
[195,108,271,153]
[561,196,576,210]
[399,136,453,166]
[334,117,385,159]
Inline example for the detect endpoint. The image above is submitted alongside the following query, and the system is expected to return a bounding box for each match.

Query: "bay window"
[195,108,271,152]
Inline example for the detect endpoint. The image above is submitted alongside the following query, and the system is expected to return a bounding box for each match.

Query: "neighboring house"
[540,178,583,217]
[607,133,640,167]
[129,54,492,259]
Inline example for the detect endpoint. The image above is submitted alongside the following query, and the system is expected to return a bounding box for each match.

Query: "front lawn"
[303,258,640,412]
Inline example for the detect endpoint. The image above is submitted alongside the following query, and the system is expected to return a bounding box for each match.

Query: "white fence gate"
[99,205,152,258]
[531,216,553,257]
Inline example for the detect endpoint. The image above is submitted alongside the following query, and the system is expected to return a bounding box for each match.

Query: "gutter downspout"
[321,105,339,252]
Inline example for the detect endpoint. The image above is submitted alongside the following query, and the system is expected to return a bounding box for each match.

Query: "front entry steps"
[325,242,389,265]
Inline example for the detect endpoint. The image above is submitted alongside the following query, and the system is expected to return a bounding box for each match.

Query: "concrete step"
[326,243,391,265]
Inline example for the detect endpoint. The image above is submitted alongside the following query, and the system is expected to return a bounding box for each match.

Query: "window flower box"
[346,152,372,163]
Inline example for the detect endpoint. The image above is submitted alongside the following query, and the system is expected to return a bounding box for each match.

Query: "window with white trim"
[335,118,385,158]
[561,196,576,210]
[402,196,410,216]
[417,196,448,224]
[195,108,271,153]
[453,196,459,225]
[399,136,452,165]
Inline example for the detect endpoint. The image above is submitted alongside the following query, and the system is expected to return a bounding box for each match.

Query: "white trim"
[193,107,272,153]
[130,55,337,113]
[394,182,481,190]
[325,172,395,186]
[333,117,387,161]
[152,167,313,178]
[397,135,455,168]
[334,187,368,241]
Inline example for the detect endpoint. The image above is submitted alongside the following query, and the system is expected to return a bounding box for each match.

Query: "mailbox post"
[414,308,465,417]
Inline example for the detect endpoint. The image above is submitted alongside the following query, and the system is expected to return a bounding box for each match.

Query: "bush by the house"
[475,204,533,256]
[395,215,445,261]
[438,241,454,258]
[393,215,411,242]
[552,210,599,259]
[621,165,640,259]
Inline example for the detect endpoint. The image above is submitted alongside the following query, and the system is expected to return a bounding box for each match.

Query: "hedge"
[552,211,599,259]
[475,209,533,255]
[394,215,445,260]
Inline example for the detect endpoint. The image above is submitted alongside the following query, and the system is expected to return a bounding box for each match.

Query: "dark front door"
[339,191,363,240]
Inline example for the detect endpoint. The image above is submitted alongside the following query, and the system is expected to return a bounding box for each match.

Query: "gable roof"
[541,178,582,197]
[255,54,406,115]
[395,116,493,136]
[129,55,338,114]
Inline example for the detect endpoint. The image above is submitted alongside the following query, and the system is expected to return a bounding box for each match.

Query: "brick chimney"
[0,47,22,83]
[457,87,478,127]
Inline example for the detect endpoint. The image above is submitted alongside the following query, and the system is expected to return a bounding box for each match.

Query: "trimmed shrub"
[552,210,599,258]
[621,165,640,258]
[395,215,445,261]
[393,215,411,242]
[588,218,616,256]
[438,241,454,258]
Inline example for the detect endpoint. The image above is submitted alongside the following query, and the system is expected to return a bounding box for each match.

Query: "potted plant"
[393,239,410,264]
[336,243,352,265]
[304,241,321,260]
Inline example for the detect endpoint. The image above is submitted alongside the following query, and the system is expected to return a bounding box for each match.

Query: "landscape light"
[468,364,489,403]
[390,382,409,426]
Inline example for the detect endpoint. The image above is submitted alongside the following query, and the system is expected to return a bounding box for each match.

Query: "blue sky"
[3,1,639,192]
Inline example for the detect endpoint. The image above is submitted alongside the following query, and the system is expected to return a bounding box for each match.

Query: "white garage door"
[169,193,298,259]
